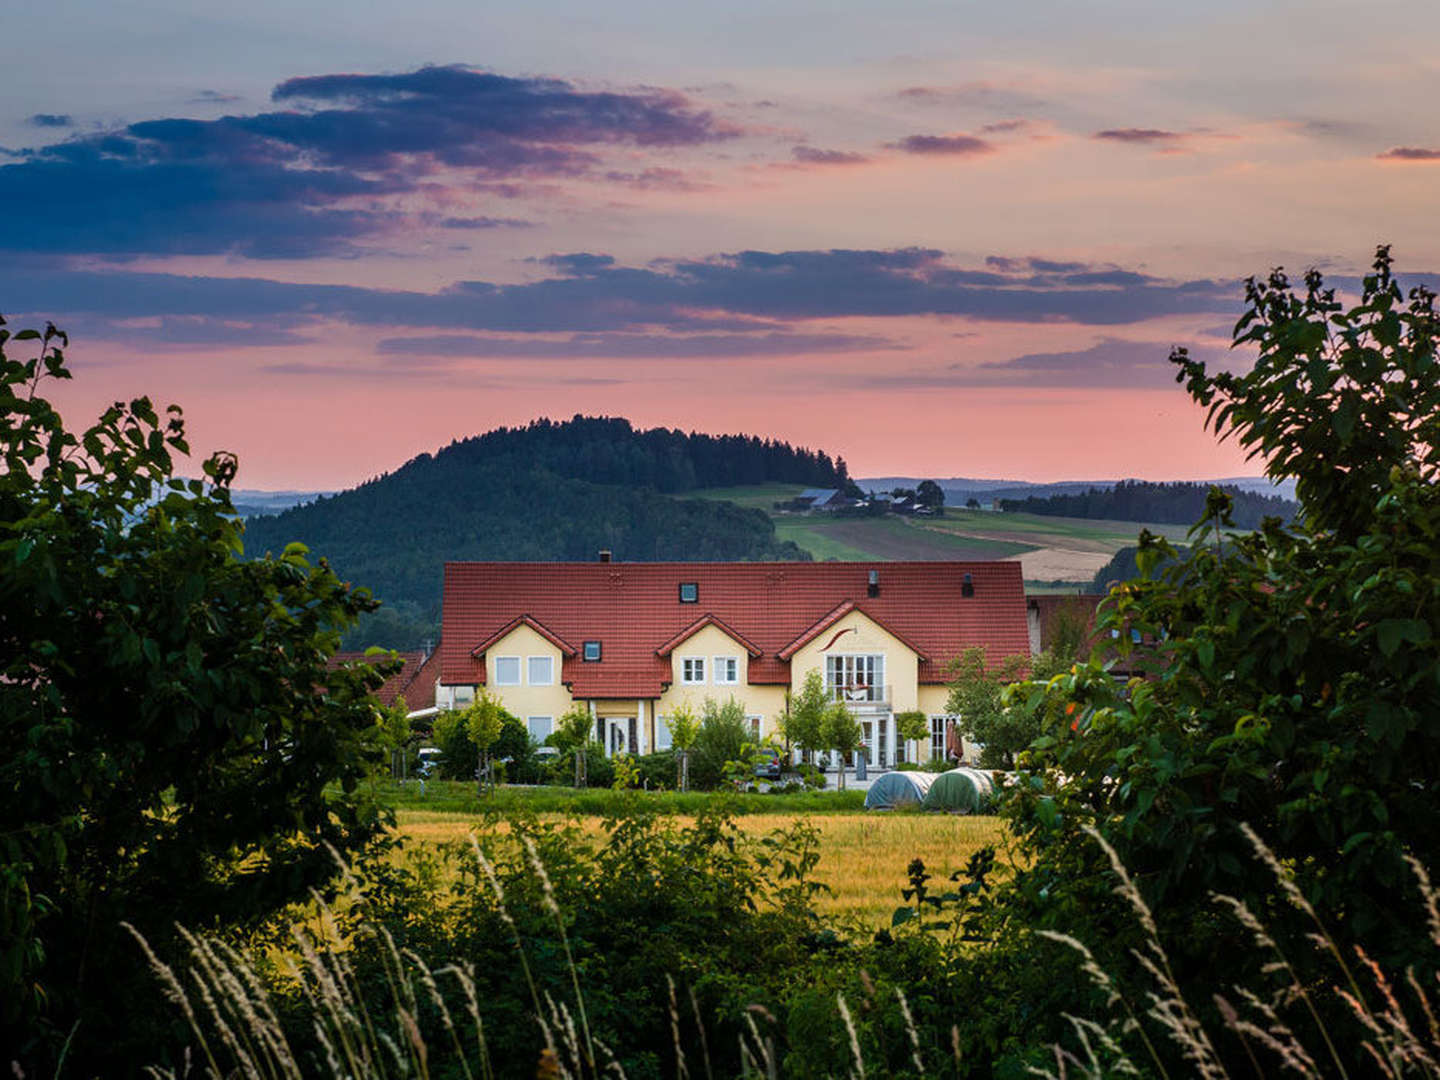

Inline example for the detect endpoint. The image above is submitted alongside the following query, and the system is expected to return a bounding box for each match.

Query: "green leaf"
[891,906,917,927]
[1375,618,1429,657]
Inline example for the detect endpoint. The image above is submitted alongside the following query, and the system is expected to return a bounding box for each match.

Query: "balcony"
[828,684,892,710]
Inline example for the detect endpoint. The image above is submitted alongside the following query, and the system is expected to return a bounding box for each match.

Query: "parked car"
[753,748,784,781]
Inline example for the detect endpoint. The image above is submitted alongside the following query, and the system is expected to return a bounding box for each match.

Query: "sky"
[4,0,1440,489]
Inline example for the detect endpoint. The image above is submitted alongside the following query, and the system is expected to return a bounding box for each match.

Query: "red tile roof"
[655,613,763,658]
[470,615,577,658]
[327,649,431,707]
[440,561,1030,698]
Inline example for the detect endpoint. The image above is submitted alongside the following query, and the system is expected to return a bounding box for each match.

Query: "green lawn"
[380,780,868,816]
[685,483,808,511]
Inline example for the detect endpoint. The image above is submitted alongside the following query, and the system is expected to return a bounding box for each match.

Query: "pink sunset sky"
[4,0,1439,489]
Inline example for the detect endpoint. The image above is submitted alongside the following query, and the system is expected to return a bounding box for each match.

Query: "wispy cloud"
[1377,146,1440,161]
[375,330,902,359]
[1093,127,1183,144]
[887,133,993,156]
[791,145,870,165]
[26,113,71,128]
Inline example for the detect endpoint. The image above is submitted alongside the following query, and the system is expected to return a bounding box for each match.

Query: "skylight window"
[583,640,602,662]
[679,582,699,603]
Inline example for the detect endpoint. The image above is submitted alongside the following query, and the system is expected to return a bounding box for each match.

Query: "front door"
[607,718,632,756]
[861,720,874,766]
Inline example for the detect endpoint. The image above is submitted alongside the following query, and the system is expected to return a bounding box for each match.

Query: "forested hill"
[999,479,1297,529]
[241,416,833,648]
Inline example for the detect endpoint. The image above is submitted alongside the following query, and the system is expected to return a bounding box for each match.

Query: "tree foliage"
[822,700,862,788]
[781,669,829,760]
[999,247,1440,1072]
[0,318,389,1070]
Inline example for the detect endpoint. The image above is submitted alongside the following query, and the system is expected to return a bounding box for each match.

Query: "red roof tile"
[441,561,1030,698]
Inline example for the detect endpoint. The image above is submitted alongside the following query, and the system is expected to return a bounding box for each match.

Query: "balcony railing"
[827,684,892,706]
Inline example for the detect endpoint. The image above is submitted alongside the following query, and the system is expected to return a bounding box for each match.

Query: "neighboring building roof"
[797,487,840,503]
[441,561,1030,697]
[1026,594,1107,655]
[327,649,430,707]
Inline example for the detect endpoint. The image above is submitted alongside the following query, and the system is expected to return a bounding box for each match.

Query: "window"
[713,656,739,684]
[681,657,705,684]
[527,716,553,742]
[930,715,948,762]
[678,582,699,603]
[583,640,602,662]
[824,654,885,701]
[748,715,762,740]
[527,656,554,685]
[493,656,520,686]
[655,715,673,750]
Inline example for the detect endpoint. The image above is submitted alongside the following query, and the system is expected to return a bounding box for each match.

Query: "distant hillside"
[1091,544,1191,590]
[999,480,1297,529]
[242,417,835,648]
[230,488,331,518]
[863,475,1298,508]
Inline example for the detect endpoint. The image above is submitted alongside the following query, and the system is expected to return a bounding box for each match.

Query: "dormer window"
[583,640,602,662]
[679,582,699,603]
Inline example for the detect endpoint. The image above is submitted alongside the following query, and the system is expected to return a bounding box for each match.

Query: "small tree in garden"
[822,700,863,789]
[894,709,929,764]
[783,669,829,764]
[463,690,509,793]
[553,704,595,787]
[668,702,701,791]
[946,647,1032,768]
[375,694,412,780]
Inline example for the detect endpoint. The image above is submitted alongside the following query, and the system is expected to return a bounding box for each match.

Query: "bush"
[545,741,614,788]
[632,749,677,789]
[689,698,751,789]
[920,757,954,773]
[795,763,826,790]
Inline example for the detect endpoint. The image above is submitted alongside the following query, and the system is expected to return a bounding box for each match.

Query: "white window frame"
[527,655,554,686]
[681,656,706,685]
[713,655,739,685]
[748,714,763,740]
[655,714,673,750]
[527,715,554,743]
[824,653,885,701]
[493,656,521,686]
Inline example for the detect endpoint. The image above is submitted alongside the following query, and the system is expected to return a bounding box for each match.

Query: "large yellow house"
[432,559,1031,768]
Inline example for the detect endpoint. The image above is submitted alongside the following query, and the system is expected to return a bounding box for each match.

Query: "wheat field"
[394,808,1007,926]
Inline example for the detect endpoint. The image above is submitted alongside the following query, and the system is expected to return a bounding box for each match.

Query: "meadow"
[384,782,1006,926]
[686,483,1187,585]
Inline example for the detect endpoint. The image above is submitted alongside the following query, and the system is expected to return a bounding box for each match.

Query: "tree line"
[999,477,1297,527]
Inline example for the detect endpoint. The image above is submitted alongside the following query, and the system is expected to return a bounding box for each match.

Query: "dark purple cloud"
[26,114,71,128]
[435,215,534,229]
[1093,128,1183,144]
[0,65,734,258]
[888,134,993,156]
[791,145,869,165]
[1377,147,1440,161]
[980,119,1028,134]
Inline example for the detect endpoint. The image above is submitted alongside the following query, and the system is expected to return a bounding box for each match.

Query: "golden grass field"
[394,809,1008,927]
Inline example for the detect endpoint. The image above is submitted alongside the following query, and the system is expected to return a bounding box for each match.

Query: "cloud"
[893,83,1047,112]
[967,337,1238,388]
[1377,146,1440,161]
[1093,128,1184,144]
[985,255,1088,273]
[791,145,870,165]
[0,64,735,258]
[980,119,1028,134]
[435,215,534,229]
[887,134,993,156]
[188,90,242,104]
[26,114,71,128]
[374,330,902,359]
[0,248,1250,352]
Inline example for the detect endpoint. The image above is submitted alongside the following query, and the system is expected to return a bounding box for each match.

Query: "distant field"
[687,487,1189,582]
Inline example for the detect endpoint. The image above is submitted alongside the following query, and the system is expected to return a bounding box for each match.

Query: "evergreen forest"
[241,416,842,647]
[999,478,1296,527]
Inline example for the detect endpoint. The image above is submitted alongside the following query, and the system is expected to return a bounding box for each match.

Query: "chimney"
[962,572,975,598]
[598,550,612,563]
[867,569,880,598]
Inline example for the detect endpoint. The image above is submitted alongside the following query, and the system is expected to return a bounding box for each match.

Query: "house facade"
[433,560,1031,768]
